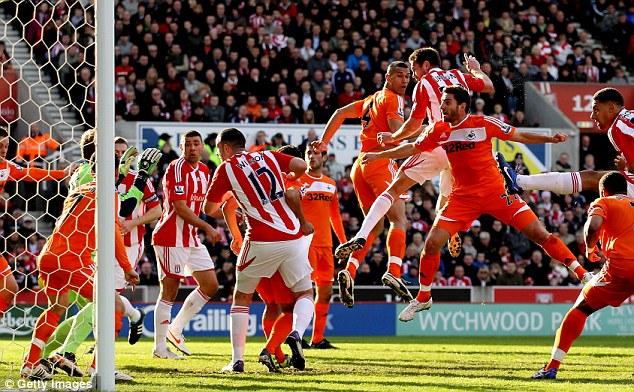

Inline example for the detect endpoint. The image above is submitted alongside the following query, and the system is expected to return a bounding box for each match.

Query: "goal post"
[95,0,116,390]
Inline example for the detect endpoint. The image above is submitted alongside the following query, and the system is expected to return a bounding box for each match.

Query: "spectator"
[16,123,60,167]
[448,265,472,287]
[475,266,495,287]
[432,271,447,287]
[138,260,159,286]
[497,262,524,286]
[554,152,572,172]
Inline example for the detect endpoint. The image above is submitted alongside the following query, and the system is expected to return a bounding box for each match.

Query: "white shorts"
[115,243,144,290]
[628,181,634,197]
[398,146,453,197]
[235,235,313,294]
[153,245,214,280]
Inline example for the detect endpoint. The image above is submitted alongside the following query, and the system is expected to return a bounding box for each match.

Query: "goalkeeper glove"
[137,148,162,177]
[118,146,138,177]
[117,146,138,185]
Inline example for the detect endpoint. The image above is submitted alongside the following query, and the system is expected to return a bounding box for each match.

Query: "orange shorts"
[435,191,536,235]
[0,255,10,277]
[309,246,334,286]
[582,264,634,309]
[38,254,94,300]
[351,157,398,211]
[256,271,294,305]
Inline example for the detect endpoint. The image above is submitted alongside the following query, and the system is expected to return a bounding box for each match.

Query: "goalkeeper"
[41,133,162,379]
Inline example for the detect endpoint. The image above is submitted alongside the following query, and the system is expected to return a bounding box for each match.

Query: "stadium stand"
[2,0,633,297]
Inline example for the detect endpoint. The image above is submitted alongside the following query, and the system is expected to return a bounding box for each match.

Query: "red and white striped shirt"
[207,151,301,242]
[410,68,486,122]
[607,108,634,185]
[117,171,160,246]
[152,157,210,247]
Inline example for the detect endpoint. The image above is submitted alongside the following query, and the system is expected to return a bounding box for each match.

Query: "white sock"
[154,300,172,350]
[121,295,141,323]
[292,296,314,337]
[516,172,582,194]
[170,288,209,335]
[347,257,359,270]
[230,306,249,362]
[551,347,566,362]
[357,193,394,239]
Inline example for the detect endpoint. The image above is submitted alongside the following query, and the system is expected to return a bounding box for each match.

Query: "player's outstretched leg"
[533,300,596,379]
[496,153,524,195]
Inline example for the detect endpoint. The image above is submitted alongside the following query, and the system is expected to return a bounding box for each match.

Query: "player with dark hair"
[152,129,220,359]
[363,86,591,321]
[534,171,634,379]
[313,60,414,306]
[500,87,634,197]
[206,128,315,373]
[330,50,494,307]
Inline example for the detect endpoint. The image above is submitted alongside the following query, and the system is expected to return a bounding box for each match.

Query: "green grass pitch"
[1,336,633,391]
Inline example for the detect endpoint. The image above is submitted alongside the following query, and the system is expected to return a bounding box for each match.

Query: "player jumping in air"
[327,49,494,307]
[499,87,634,197]
[363,86,592,321]
[533,172,634,379]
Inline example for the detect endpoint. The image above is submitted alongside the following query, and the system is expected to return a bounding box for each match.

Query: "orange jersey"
[0,159,65,193]
[415,115,516,198]
[588,195,634,265]
[39,183,131,272]
[298,173,346,248]
[359,88,405,152]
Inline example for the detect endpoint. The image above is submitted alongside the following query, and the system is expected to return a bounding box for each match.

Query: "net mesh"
[0,0,96,378]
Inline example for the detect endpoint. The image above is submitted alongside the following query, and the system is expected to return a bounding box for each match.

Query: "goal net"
[0,0,114,387]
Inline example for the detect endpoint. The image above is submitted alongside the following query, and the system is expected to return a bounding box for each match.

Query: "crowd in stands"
[2,0,633,297]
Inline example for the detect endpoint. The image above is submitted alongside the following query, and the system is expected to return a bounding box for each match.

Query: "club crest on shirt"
[466,130,477,140]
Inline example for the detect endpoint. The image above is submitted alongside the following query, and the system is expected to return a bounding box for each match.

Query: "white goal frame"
[95,0,115,390]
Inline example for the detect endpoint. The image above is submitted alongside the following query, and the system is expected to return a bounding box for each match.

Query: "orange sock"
[348,232,377,279]
[416,252,440,302]
[26,310,61,366]
[387,227,406,277]
[546,307,587,370]
[266,311,292,362]
[541,234,586,277]
[311,302,330,344]
[262,316,275,338]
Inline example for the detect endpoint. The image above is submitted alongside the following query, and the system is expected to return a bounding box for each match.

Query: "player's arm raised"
[508,131,568,145]
[464,54,495,94]
[313,100,364,152]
